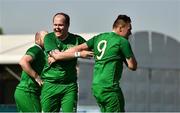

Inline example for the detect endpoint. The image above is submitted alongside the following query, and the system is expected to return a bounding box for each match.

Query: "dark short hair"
[113,15,131,29]
[53,12,70,26]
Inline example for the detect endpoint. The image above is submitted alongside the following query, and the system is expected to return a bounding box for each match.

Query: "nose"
[55,26,61,30]
[56,25,60,29]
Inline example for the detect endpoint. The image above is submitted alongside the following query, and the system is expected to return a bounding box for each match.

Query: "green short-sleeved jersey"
[16,45,46,93]
[42,32,86,83]
[86,32,133,89]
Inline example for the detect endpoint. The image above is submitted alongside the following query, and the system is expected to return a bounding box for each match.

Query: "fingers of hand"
[87,52,93,57]
[89,52,94,56]
[35,76,43,86]
[49,49,58,56]
[48,60,51,65]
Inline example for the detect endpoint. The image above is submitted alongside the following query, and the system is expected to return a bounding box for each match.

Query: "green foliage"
[0,27,3,35]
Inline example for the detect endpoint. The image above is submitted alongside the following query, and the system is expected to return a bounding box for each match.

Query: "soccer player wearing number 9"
[85,15,137,112]
[86,15,137,112]
[49,14,137,112]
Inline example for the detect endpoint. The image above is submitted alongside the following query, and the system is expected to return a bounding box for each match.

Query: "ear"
[118,26,123,32]
[36,37,41,45]
[40,37,44,46]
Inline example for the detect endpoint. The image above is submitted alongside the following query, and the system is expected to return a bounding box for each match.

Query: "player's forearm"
[64,47,80,53]
[53,52,76,60]
[126,56,137,71]
[19,60,38,78]
[19,55,43,86]
[20,61,43,86]
[50,43,92,61]
[65,43,89,52]
[52,51,93,61]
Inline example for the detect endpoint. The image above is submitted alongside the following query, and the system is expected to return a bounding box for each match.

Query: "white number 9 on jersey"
[97,40,107,60]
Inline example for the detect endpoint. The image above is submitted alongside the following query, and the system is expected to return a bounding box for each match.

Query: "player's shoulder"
[27,45,41,52]
[69,32,86,43]
[90,32,109,40]
[69,32,82,38]
[111,32,128,42]
[97,32,110,37]
[119,36,129,42]
[45,32,55,38]
[27,45,37,51]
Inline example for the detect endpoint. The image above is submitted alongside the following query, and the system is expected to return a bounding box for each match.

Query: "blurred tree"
[0,27,3,35]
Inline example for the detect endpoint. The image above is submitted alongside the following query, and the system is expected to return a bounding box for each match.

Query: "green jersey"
[42,32,86,83]
[86,32,134,89]
[16,45,46,93]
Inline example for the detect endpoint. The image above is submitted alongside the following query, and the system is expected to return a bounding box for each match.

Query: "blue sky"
[0,0,180,42]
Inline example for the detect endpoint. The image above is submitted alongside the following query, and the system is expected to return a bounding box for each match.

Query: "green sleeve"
[25,46,38,60]
[78,36,86,44]
[120,39,134,59]
[44,35,58,53]
[86,37,95,49]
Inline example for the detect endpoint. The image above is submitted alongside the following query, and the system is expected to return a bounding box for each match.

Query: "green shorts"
[92,85,125,112]
[14,88,41,112]
[41,82,78,112]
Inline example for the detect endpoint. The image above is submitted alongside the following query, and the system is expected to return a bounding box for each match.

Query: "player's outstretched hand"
[48,56,56,65]
[35,76,43,86]
[80,50,93,58]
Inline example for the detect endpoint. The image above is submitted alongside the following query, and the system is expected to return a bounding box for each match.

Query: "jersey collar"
[35,44,42,50]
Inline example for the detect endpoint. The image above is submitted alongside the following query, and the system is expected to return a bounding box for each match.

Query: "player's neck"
[59,33,69,41]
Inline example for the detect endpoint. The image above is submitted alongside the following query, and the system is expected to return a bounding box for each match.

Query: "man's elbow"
[19,57,30,68]
[129,66,137,71]
[128,63,137,71]
[19,59,26,69]
[19,60,24,67]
